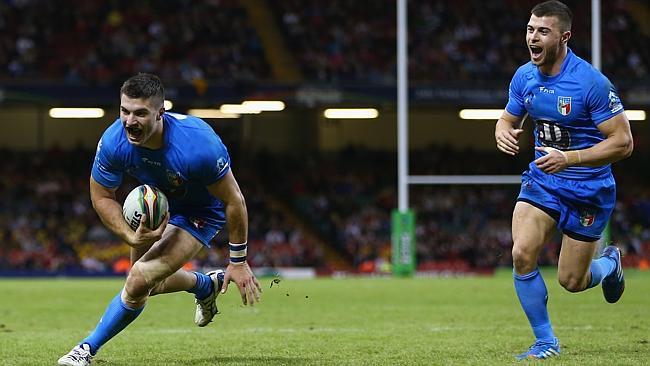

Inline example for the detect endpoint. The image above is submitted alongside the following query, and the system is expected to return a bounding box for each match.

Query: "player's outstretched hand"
[221,262,262,306]
[128,212,169,247]
[495,126,524,155]
[534,146,569,174]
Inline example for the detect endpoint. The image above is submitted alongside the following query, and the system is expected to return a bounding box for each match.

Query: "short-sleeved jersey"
[91,112,231,229]
[505,48,625,180]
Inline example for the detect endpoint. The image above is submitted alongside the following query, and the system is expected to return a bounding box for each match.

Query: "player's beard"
[533,43,561,74]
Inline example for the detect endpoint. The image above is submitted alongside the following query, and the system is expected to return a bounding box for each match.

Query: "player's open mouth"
[126,126,143,141]
[530,45,543,60]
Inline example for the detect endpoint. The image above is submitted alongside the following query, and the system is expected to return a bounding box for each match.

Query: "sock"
[187,272,213,300]
[82,292,144,355]
[587,255,617,289]
[513,268,555,342]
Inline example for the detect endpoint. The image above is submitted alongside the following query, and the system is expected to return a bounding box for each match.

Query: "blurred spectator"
[1,1,646,85]
[0,147,324,274]
[275,0,649,84]
[1,145,649,275]
[0,0,270,84]
[263,145,650,273]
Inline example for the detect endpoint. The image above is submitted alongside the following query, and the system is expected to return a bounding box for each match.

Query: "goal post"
[392,0,606,276]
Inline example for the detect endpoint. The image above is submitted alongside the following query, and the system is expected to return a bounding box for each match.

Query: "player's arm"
[495,110,525,155]
[207,170,261,305]
[575,113,633,165]
[535,113,633,173]
[90,176,167,247]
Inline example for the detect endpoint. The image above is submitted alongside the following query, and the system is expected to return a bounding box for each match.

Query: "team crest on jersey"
[190,217,206,229]
[166,169,184,187]
[608,90,623,113]
[557,96,572,116]
[216,157,229,175]
[579,209,595,227]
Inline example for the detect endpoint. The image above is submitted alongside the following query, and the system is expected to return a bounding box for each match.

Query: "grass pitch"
[0,269,648,365]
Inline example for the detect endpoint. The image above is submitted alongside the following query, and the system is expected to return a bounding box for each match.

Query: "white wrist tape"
[229,242,247,264]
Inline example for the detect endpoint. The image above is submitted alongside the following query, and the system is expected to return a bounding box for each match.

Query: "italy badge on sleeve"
[557,96,572,116]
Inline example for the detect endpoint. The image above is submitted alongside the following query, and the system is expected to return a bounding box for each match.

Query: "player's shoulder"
[99,118,129,154]
[565,51,610,85]
[165,113,227,156]
[104,118,125,138]
[513,61,536,79]
[165,112,217,138]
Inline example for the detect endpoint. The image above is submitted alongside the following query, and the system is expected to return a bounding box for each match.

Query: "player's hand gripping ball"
[123,184,169,230]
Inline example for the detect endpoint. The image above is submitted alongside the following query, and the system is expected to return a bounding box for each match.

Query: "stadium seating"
[2,0,647,84]
[0,148,326,274]
[0,1,648,275]
[259,146,650,273]
[0,0,270,83]
[273,0,649,83]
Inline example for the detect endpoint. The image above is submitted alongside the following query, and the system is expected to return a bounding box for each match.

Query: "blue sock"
[587,256,617,289]
[187,272,213,300]
[82,292,144,355]
[514,268,555,342]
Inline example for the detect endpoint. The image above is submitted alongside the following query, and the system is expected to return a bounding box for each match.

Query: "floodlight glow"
[458,109,504,120]
[164,100,173,110]
[242,101,285,111]
[323,108,379,119]
[625,110,646,121]
[49,108,105,118]
[188,109,240,119]
[219,104,261,114]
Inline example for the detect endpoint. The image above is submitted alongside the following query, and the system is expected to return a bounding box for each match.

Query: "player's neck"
[142,122,165,150]
[539,46,568,77]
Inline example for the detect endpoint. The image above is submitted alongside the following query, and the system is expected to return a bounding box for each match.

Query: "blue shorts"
[517,169,616,242]
[169,213,221,247]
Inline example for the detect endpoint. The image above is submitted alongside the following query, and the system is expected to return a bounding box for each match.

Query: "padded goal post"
[391,175,521,277]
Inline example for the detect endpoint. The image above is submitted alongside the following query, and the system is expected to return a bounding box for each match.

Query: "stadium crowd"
[0,0,648,275]
[1,0,647,85]
[1,145,648,274]
[0,148,324,274]
[261,146,650,273]
[0,0,269,84]
[276,0,648,83]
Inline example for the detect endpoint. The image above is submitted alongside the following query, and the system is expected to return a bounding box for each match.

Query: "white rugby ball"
[123,184,169,230]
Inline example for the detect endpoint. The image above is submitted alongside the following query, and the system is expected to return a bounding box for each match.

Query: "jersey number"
[535,119,570,150]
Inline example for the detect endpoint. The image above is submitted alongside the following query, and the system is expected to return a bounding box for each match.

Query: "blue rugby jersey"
[505,48,625,179]
[91,112,231,228]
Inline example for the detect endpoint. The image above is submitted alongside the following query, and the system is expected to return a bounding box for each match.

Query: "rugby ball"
[123,184,169,230]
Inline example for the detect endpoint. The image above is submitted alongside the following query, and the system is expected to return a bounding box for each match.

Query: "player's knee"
[124,263,152,301]
[558,274,586,293]
[512,246,536,273]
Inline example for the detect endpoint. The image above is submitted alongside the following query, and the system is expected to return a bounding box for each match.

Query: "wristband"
[564,150,582,165]
[229,242,247,264]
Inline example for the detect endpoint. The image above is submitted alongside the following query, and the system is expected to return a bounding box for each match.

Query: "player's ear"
[561,30,571,44]
[157,107,164,120]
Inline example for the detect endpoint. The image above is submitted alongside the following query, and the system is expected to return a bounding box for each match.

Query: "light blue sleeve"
[586,73,624,125]
[90,131,124,188]
[505,68,527,117]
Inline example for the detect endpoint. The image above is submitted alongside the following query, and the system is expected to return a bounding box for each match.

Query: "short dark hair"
[531,1,573,32]
[120,73,165,107]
